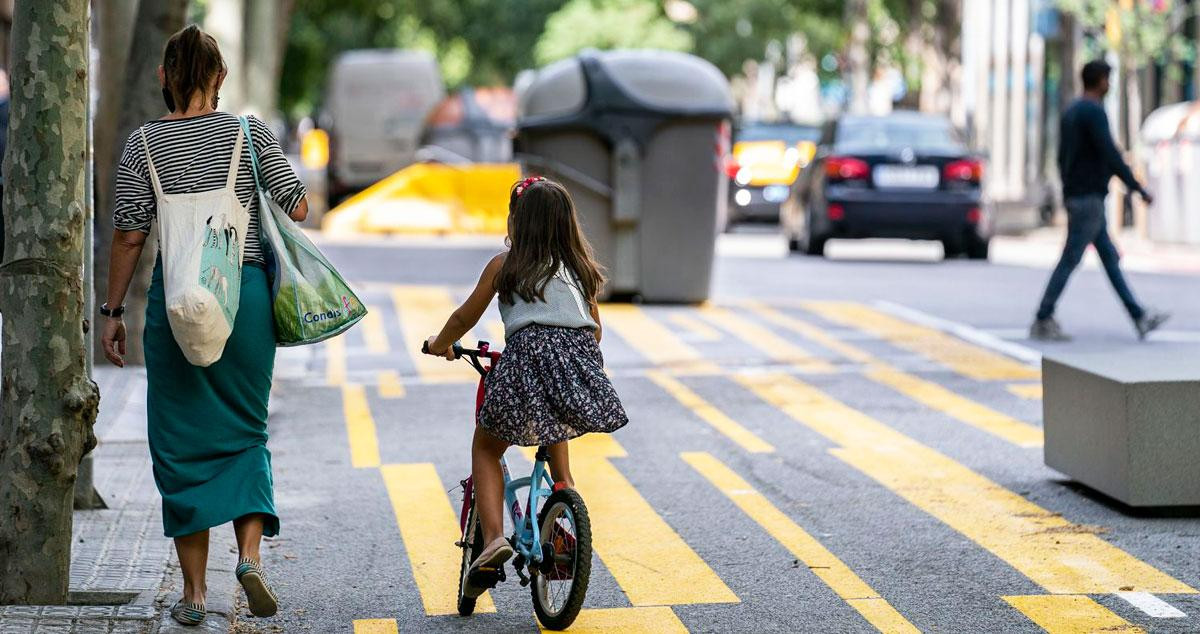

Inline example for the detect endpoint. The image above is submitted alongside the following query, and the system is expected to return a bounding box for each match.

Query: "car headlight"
[734,189,752,206]
[735,167,753,186]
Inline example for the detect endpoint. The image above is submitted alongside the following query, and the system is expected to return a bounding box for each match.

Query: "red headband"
[514,176,545,198]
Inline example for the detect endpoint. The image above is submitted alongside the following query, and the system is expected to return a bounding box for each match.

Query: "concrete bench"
[1043,350,1200,507]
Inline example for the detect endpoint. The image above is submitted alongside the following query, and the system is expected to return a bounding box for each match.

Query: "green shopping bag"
[240,117,366,345]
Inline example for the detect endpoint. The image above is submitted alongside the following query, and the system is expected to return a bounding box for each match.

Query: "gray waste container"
[515,50,734,303]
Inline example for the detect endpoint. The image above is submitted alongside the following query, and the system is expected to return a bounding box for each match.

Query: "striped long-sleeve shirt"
[114,112,307,264]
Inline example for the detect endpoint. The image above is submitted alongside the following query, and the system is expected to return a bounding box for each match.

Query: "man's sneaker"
[1135,310,1170,340]
[463,537,512,599]
[1030,317,1071,341]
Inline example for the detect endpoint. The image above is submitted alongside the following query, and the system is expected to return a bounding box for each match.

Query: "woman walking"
[101,25,308,625]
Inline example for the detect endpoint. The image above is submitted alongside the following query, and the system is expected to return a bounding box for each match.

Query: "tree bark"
[92,0,138,362]
[0,0,101,605]
[845,0,870,115]
[206,0,245,113]
[109,0,187,365]
[243,0,280,117]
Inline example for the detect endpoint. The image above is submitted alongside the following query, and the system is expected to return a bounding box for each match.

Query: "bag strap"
[139,128,165,199]
[226,123,245,190]
[238,116,265,193]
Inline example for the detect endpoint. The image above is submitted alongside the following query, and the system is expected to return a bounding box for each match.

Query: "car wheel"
[942,239,964,259]
[966,237,990,260]
[798,212,827,256]
[787,235,801,253]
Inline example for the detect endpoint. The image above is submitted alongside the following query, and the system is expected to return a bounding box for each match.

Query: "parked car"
[323,50,444,201]
[725,121,820,225]
[782,112,990,259]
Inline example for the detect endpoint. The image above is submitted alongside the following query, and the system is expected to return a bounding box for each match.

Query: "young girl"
[425,176,628,593]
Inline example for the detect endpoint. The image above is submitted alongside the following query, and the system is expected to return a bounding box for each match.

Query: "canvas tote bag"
[239,116,366,345]
[144,123,251,366]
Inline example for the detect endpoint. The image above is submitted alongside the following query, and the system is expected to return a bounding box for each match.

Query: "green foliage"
[534,0,693,65]
[1057,0,1195,70]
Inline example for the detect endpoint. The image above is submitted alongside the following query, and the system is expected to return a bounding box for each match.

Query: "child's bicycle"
[422,340,592,630]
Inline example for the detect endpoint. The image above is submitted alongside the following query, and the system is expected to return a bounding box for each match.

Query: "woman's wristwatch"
[100,303,125,318]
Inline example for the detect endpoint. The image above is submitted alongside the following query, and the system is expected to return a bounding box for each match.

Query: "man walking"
[1030,60,1168,341]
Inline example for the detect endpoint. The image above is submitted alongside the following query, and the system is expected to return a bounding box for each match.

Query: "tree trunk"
[243,0,280,117]
[206,0,244,113]
[845,0,870,115]
[0,0,101,605]
[92,0,138,362]
[109,0,187,365]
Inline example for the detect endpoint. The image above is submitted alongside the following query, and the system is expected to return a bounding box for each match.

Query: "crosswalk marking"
[541,607,689,632]
[1003,595,1145,633]
[389,285,477,383]
[802,301,1039,381]
[747,303,1043,447]
[682,452,920,634]
[1007,382,1043,400]
[352,618,398,634]
[361,306,390,355]
[601,304,720,374]
[669,312,722,341]
[698,306,834,373]
[646,371,774,453]
[737,372,1194,595]
[1116,592,1187,618]
[342,384,381,468]
[564,435,739,605]
[377,370,406,399]
[379,463,496,615]
[326,335,347,386]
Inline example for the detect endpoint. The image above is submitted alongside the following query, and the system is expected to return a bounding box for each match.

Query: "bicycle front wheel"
[532,488,592,630]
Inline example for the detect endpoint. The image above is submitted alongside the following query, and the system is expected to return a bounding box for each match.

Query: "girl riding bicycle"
[425,176,628,592]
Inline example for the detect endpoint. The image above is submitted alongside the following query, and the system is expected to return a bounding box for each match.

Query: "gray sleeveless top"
[499,264,598,339]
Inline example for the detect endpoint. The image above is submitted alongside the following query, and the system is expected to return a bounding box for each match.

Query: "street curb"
[154,530,240,633]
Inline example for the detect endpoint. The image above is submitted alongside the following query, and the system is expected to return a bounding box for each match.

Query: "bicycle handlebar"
[421,340,495,376]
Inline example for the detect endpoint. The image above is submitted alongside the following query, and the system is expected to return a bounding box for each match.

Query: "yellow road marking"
[377,370,406,399]
[380,463,496,615]
[553,434,738,605]
[483,319,505,346]
[601,304,720,374]
[698,306,834,373]
[646,370,774,453]
[1008,383,1043,400]
[352,619,398,634]
[541,606,689,632]
[325,335,346,386]
[747,303,1043,447]
[361,306,390,355]
[389,285,476,384]
[802,301,1039,381]
[1003,595,1146,633]
[341,384,381,468]
[669,312,722,341]
[737,372,1194,595]
[683,452,919,634]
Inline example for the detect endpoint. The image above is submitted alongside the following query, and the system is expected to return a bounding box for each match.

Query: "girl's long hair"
[495,179,605,305]
[161,24,226,112]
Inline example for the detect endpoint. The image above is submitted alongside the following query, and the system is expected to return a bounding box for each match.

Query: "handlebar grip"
[421,340,430,354]
[421,340,464,359]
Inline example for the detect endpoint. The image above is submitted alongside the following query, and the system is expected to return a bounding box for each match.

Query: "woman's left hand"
[102,317,127,368]
[425,336,455,361]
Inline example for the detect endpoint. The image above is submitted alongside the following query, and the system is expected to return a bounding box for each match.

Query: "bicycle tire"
[457,499,483,616]
[532,488,592,630]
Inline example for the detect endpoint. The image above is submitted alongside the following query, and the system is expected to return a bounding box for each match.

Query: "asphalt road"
[245,233,1200,633]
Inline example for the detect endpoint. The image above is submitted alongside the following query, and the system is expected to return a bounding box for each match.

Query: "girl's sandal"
[170,599,206,626]
[235,557,279,617]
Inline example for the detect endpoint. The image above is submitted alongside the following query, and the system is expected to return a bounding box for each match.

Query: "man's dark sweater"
[1058,97,1143,199]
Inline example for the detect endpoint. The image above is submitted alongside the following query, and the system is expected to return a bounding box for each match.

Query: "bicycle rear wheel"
[532,488,592,630]
[457,499,483,616]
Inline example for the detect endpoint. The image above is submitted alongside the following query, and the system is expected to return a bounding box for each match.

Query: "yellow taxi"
[725,121,820,224]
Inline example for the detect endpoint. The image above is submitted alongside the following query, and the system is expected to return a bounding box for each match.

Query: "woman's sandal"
[235,557,279,617]
[170,599,206,626]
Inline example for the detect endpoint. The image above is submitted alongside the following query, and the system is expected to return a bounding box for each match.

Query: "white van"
[323,50,444,198]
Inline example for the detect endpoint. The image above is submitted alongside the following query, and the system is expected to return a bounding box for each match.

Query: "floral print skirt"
[478,324,628,447]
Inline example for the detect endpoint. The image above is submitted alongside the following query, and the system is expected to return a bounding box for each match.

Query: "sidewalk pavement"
[992,225,1200,275]
[0,367,238,634]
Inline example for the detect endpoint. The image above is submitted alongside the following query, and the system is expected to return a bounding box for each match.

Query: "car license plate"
[873,165,939,189]
[763,185,789,202]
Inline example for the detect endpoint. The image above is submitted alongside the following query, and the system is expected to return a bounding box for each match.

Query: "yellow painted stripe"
[698,306,834,373]
[646,370,774,453]
[669,312,722,341]
[325,334,346,386]
[1008,383,1043,400]
[541,606,689,633]
[747,303,1043,447]
[341,384,380,468]
[361,306,390,355]
[565,434,738,605]
[380,463,496,615]
[737,372,1194,595]
[601,304,720,374]
[1004,595,1145,633]
[802,301,1039,381]
[683,452,919,634]
[389,286,477,384]
[352,619,398,634]
[377,370,406,399]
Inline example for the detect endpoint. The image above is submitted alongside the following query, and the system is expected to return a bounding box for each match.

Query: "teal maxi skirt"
[145,260,279,538]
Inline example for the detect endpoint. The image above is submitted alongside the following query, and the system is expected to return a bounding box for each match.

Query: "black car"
[781,112,990,259]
